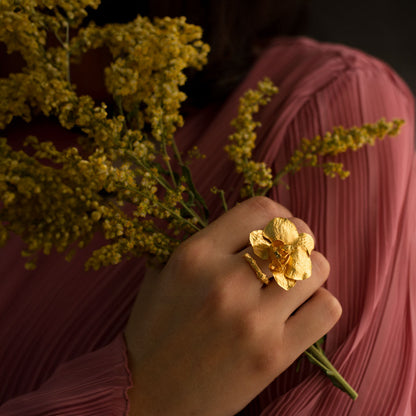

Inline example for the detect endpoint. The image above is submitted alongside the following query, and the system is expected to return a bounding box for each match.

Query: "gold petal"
[297,232,315,254]
[285,247,312,280]
[264,218,298,245]
[249,230,271,260]
[273,271,297,290]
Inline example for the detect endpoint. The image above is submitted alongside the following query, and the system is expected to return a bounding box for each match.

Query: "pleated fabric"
[0,37,415,415]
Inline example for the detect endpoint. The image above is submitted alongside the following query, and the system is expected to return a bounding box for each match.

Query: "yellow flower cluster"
[0,1,209,269]
[225,78,278,197]
[278,118,404,181]
[226,81,404,196]
[225,79,403,195]
[71,15,209,143]
[0,1,405,272]
[0,0,101,128]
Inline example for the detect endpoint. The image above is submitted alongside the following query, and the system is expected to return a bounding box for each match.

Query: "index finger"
[195,196,292,254]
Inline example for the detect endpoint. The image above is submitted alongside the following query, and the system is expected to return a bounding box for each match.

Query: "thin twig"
[218,189,228,212]
[65,21,71,85]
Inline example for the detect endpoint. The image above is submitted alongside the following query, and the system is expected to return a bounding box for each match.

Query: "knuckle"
[233,309,262,341]
[205,284,230,315]
[311,251,331,283]
[320,289,342,323]
[247,196,292,219]
[206,266,257,318]
[171,238,210,272]
[288,216,314,240]
[249,346,277,375]
[204,277,238,317]
[232,311,279,374]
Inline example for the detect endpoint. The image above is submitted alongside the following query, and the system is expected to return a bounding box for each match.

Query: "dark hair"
[88,1,309,106]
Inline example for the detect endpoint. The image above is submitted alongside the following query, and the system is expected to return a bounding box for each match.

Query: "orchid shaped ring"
[243,217,314,291]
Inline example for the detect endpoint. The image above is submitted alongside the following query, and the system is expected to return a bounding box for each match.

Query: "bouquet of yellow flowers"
[0,0,404,400]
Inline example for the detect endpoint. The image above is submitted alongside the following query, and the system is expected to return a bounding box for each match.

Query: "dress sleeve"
[0,332,133,415]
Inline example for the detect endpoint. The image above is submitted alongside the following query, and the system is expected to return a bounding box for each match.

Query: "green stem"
[162,139,177,187]
[218,189,228,212]
[126,155,208,228]
[180,198,208,228]
[259,169,290,196]
[156,97,208,225]
[65,21,71,85]
[54,30,65,47]
[304,343,358,400]
[171,139,184,165]
[123,186,202,232]
[272,169,289,188]
[172,139,210,223]
[129,154,172,192]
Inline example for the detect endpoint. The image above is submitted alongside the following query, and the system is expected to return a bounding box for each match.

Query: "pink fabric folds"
[0,37,415,415]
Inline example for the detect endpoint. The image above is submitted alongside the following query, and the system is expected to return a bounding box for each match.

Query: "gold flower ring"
[244,217,314,290]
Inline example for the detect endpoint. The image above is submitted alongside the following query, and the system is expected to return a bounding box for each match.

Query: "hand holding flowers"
[125,197,342,415]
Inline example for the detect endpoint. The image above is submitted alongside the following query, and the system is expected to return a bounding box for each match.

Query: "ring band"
[243,253,270,285]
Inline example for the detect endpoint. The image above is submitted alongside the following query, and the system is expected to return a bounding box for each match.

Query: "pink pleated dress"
[1,37,415,415]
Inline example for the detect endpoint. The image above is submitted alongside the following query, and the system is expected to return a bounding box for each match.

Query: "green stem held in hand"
[304,342,358,400]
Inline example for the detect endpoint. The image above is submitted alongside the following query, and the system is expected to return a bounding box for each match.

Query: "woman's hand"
[124,196,342,416]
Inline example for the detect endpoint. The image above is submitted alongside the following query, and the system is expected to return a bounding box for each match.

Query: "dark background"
[86,1,416,100]
[303,0,416,96]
